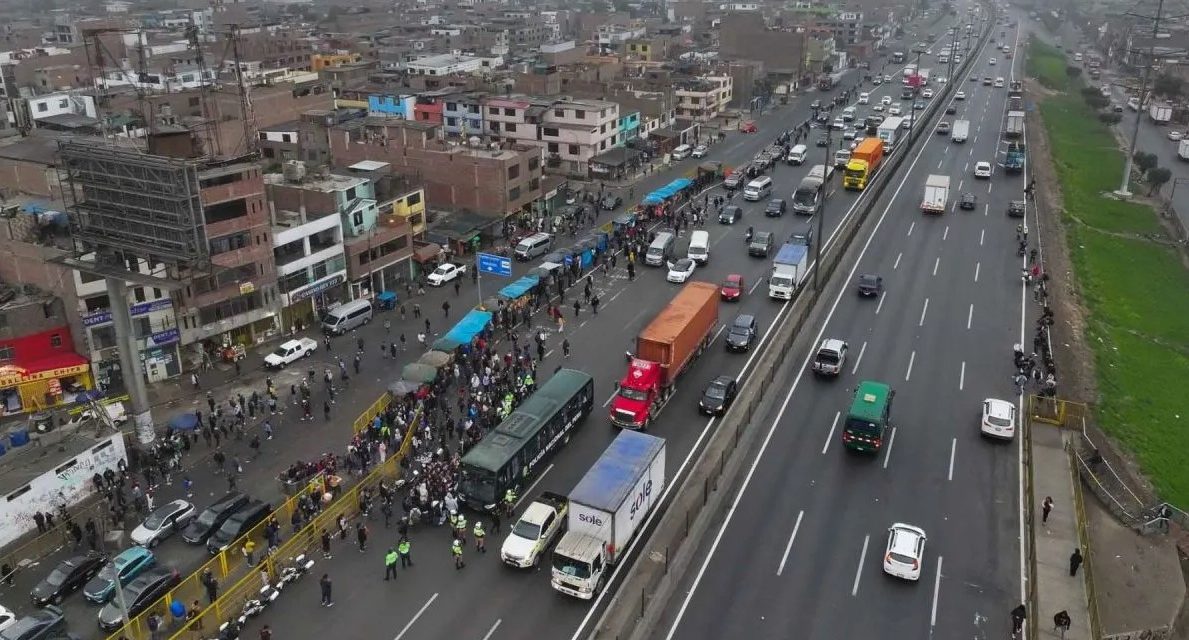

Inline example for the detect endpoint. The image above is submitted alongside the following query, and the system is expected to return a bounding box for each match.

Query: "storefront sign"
[0,363,90,388]
[83,299,174,327]
[239,281,256,295]
[290,273,346,304]
[147,328,180,347]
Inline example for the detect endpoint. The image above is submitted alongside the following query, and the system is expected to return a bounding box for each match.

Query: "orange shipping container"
[635,281,720,387]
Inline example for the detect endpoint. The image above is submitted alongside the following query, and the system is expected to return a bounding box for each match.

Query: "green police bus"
[459,369,594,510]
[841,380,894,453]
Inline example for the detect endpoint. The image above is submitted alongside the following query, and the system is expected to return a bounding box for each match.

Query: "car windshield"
[704,383,728,400]
[722,279,739,289]
[673,260,692,271]
[511,520,542,540]
[194,508,220,528]
[617,387,649,402]
[860,276,878,286]
[551,554,592,580]
[45,568,68,586]
[433,266,450,276]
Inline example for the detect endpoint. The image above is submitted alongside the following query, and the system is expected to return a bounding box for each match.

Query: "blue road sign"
[477,252,512,277]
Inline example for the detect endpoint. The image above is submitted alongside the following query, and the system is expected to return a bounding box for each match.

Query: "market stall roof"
[443,309,493,345]
[418,350,452,368]
[401,362,439,384]
[431,336,462,352]
[498,275,540,300]
[388,379,422,396]
[413,243,442,263]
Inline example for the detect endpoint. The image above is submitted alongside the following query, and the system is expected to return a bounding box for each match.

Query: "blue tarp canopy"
[443,309,493,346]
[498,275,539,300]
[642,178,695,205]
[167,412,199,431]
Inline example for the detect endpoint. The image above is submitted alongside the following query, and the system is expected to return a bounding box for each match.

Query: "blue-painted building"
[441,92,486,137]
[617,111,641,147]
[367,93,415,119]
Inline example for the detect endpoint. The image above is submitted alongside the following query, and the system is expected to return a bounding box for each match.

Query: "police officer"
[452,539,466,570]
[455,512,468,544]
[398,537,412,568]
[473,520,487,553]
[384,548,398,581]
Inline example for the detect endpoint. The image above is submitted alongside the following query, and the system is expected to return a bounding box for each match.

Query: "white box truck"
[1179,139,1189,161]
[921,174,951,213]
[769,243,810,300]
[1004,111,1025,139]
[877,116,905,152]
[551,431,666,599]
[1149,103,1173,124]
[950,119,970,143]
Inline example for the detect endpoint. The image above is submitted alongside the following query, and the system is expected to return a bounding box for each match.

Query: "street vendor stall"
[401,362,439,385]
[418,350,453,369]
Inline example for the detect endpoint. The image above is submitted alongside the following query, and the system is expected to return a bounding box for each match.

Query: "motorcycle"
[213,619,242,640]
[278,554,314,587]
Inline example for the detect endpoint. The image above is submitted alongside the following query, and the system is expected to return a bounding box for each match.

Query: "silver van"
[321,299,373,335]
[743,176,773,201]
[514,233,553,261]
[645,232,677,266]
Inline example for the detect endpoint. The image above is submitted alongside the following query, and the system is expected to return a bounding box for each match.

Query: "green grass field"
[1032,42,1189,506]
[1027,39,1072,91]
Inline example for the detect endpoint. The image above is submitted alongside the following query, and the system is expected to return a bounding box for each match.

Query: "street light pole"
[1117,0,1165,197]
[813,122,832,293]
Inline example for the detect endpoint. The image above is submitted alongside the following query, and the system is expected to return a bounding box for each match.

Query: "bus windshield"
[459,467,497,504]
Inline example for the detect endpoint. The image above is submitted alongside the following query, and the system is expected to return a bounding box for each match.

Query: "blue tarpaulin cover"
[569,431,665,512]
[498,275,539,300]
[444,309,493,345]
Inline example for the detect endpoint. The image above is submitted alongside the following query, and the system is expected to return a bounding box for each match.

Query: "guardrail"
[105,391,400,640]
[590,21,993,638]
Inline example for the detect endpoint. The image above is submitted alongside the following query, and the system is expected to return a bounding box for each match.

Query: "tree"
[1081,89,1108,109]
[1154,73,1183,99]
[1148,167,1172,195]
[1099,112,1123,124]
[1133,151,1158,175]
[1066,65,1083,78]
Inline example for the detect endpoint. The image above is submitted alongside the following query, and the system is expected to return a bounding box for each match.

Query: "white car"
[873,76,884,85]
[843,129,857,140]
[0,605,15,635]
[989,57,997,65]
[974,161,993,178]
[1169,130,1185,141]
[872,103,885,112]
[131,499,196,548]
[883,74,893,82]
[859,92,870,104]
[426,262,466,286]
[666,258,697,283]
[902,119,913,130]
[922,88,934,99]
[881,95,892,106]
[883,523,927,581]
[994,77,1005,88]
[691,144,709,158]
[832,118,845,130]
[955,91,967,100]
[889,105,903,116]
[981,398,1017,439]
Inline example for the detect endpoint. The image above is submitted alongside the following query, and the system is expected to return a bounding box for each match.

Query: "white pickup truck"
[263,337,318,369]
[501,492,568,568]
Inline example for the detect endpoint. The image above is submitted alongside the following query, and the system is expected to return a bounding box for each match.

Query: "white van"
[514,232,553,261]
[321,299,373,335]
[842,106,857,121]
[858,92,870,105]
[687,230,710,264]
[787,144,808,165]
[743,176,773,201]
[672,144,693,160]
[645,232,677,266]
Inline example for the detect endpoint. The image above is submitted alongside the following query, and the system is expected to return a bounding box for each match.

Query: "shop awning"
[443,309,493,346]
[498,276,539,301]
[413,243,443,263]
[0,352,89,388]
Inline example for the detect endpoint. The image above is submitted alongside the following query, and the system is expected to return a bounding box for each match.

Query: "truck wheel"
[642,416,651,431]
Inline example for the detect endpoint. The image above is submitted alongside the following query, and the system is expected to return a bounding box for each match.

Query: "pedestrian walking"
[321,529,333,559]
[319,573,333,607]
[398,537,412,567]
[1042,496,1054,524]
[384,548,398,580]
[1054,610,1071,636]
[1011,603,1027,636]
[1069,548,1083,576]
[452,538,465,570]
[562,338,571,358]
[356,522,369,552]
[591,294,599,315]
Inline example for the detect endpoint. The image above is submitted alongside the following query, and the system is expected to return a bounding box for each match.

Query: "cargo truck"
[1179,139,1189,161]
[501,492,568,568]
[843,138,883,190]
[877,116,905,152]
[609,281,719,429]
[918,68,931,86]
[1149,103,1173,124]
[1005,141,1025,173]
[551,431,666,599]
[1005,111,1025,139]
[950,119,970,143]
[921,174,950,213]
[769,243,810,299]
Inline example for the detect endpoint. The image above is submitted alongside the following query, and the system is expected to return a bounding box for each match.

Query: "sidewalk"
[1031,422,1093,639]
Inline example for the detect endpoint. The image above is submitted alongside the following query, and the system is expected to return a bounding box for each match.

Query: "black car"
[748,231,774,257]
[857,274,884,297]
[725,314,758,352]
[959,192,978,210]
[789,231,813,251]
[698,376,738,415]
[946,104,958,114]
[718,205,743,224]
[182,492,250,544]
[97,567,180,631]
[1008,200,1026,217]
[206,500,271,554]
[0,606,65,640]
[599,194,623,211]
[764,199,787,217]
[815,133,830,147]
[30,552,106,606]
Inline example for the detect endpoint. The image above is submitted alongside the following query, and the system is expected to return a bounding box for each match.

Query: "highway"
[654,10,1037,640]
[245,22,976,640]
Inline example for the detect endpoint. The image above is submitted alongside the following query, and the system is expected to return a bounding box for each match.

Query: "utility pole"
[1117,0,1166,197]
[813,120,832,292]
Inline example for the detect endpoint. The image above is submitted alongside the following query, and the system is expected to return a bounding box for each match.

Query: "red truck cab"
[610,360,663,428]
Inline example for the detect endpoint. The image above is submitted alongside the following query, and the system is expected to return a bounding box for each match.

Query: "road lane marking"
[949,438,958,481]
[713,324,726,344]
[957,179,964,190]
[481,619,502,640]
[906,350,916,381]
[937,159,944,169]
[822,411,841,455]
[932,257,940,276]
[851,535,870,596]
[603,391,616,407]
[931,556,944,627]
[776,510,805,576]
[852,341,867,375]
[394,593,439,640]
[907,221,916,236]
[876,291,887,315]
[964,162,969,173]
[987,182,993,194]
[974,262,980,283]
[517,464,554,508]
[919,297,929,326]
[943,225,949,241]
[545,350,554,359]
[959,361,966,391]
[748,278,764,295]
[894,252,903,269]
[882,427,897,470]
[979,228,985,245]
[967,304,974,330]
[984,203,989,216]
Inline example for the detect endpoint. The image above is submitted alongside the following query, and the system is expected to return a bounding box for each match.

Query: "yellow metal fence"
[106,392,403,639]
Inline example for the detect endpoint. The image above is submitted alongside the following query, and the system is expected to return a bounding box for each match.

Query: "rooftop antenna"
[185,19,223,157]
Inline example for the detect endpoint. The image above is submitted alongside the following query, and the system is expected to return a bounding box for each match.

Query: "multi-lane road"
[245,20,989,640]
[656,11,1036,640]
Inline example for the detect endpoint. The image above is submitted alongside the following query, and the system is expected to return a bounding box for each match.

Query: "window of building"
[529,156,540,171]
[445,116,457,126]
[490,122,500,132]
[281,133,292,143]
[530,177,540,191]
[84,295,109,313]
[574,109,585,119]
[58,99,68,108]
[547,142,559,153]
[554,109,564,118]
[36,102,47,112]
[135,317,151,337]
[543,127,558,137]
[197,291,265,325]
[190,96,201,107]
[209,232,249,255]
[203,198,248,224]
[568,144,579,155]
[0,314,6,331]
[0,346,14,361]
[508,186,521,201]
[405,192,421,206]
[446,102,457,111]
[507,164,520,180]
[262,148,275,159]
[601,123,607,133]
[133,287,146,303]
[505,123,516,132]
[79,270,103,284]
[503,107,515,116]
[345,187,357,201]
[353,210,364,227]
[488,107,498,115]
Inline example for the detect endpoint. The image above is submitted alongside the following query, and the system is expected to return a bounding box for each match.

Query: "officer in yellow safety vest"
[448,510,459,530]
[384,548,398,581]
[455,513,468,543]
[452,538,465,570]
[398,537,412,568]
[473,521,486,553]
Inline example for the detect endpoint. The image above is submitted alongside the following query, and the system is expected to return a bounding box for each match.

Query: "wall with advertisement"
[82,298,181,382]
